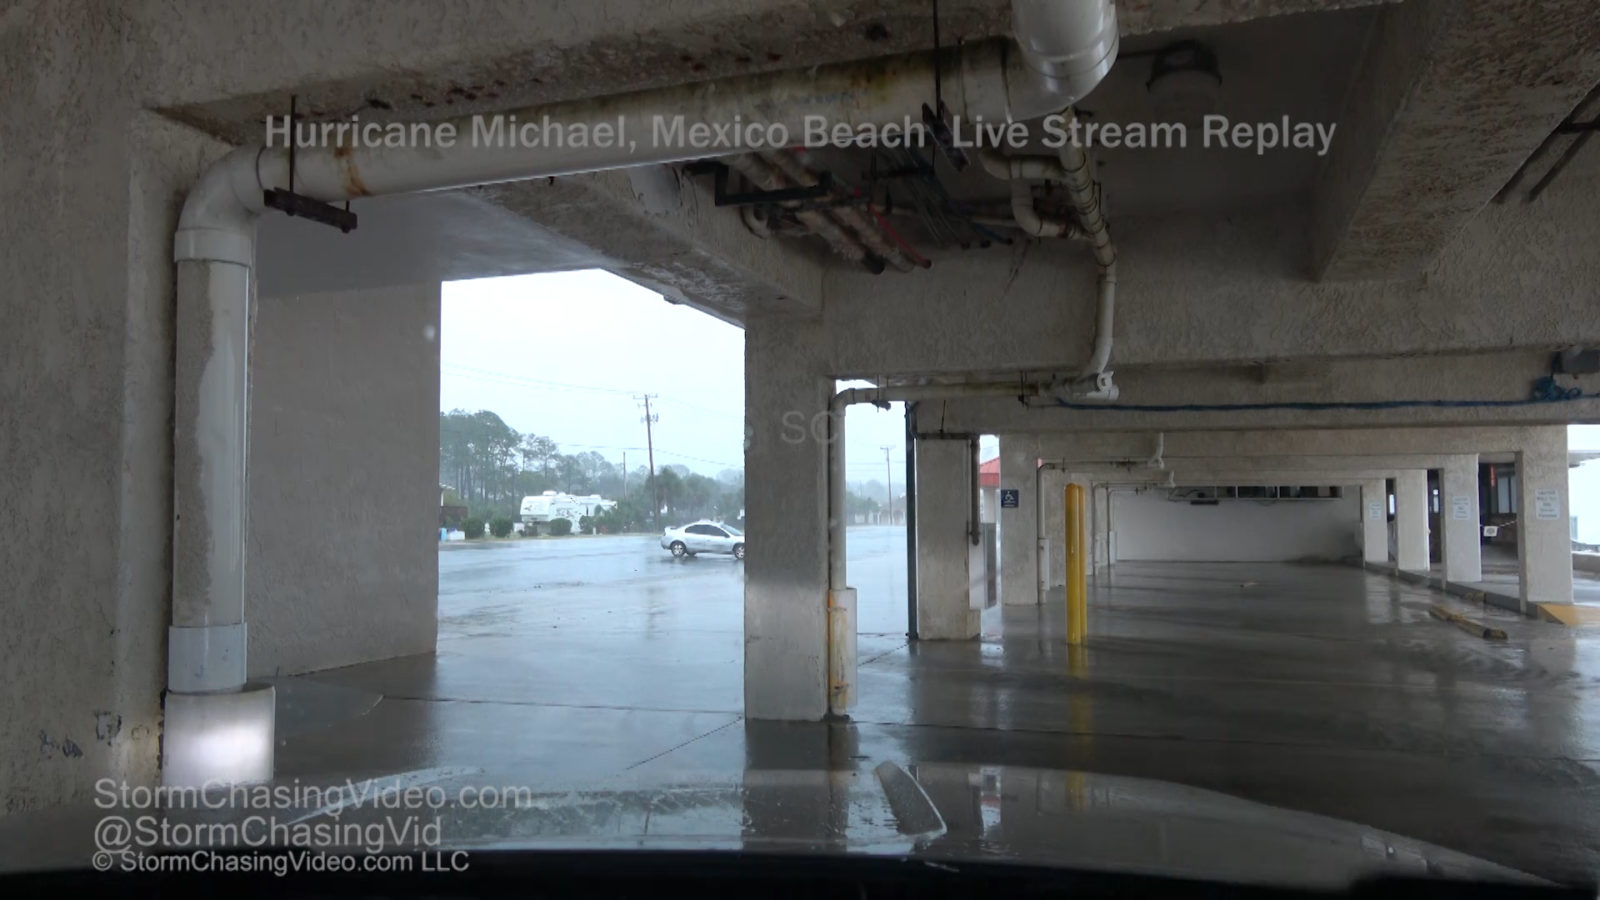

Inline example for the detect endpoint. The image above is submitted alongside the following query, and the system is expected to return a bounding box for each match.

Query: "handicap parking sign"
[1000,489,1020,509]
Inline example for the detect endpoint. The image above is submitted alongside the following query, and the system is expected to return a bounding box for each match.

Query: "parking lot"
[433,527,911,710]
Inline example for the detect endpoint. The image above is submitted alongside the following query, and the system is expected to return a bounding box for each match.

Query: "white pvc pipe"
[169,259,250,694]
[227,41,1052,219]
[1083,262,1117,378]
[977,108,1120,380]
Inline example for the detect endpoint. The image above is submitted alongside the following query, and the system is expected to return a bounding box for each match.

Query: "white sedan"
[661,521,745,560]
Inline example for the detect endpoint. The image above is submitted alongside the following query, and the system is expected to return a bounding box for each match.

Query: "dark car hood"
[363,763,1538,888]
[0,763,1539,888]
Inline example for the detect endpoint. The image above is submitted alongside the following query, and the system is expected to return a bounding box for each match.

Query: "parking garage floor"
[12,530,1587,881]
[241,530,1600,883]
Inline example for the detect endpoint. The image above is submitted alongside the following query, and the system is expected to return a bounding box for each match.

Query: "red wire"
[867,202,932,269]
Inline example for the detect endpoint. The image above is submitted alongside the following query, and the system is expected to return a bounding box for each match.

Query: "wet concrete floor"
[273,527,1600,883]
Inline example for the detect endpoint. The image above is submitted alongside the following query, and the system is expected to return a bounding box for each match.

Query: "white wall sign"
[1535,487,1562,521]
[1368,501,1383,521]
[1450,495,1471,521]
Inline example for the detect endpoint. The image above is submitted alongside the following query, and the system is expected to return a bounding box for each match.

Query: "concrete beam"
[1311,0,1600,280]
[257,167,824,323]
[828,151,1600,378]
[1067,467,1404,486]
[1118,1,1397,36]
[1030,425,1576,465]
[927,351,1600,434]
[145,1,1396,137]
[483,170,824,323]
[1067,452,1469,473]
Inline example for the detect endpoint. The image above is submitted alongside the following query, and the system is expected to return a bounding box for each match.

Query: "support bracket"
[261,95,359,233]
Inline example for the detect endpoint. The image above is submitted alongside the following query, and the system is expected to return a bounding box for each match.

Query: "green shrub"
[578,515,595,535]
[462,517,485,539]
[548,517,573,537]
[522,521,539,537]
[489,516,514,538]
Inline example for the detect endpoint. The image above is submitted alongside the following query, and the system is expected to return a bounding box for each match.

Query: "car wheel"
[733,543,745,560]
[670,541,687,557]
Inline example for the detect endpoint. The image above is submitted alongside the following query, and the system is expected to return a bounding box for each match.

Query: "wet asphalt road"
[438,526,912,638]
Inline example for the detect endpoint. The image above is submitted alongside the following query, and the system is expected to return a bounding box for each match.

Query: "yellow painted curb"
[1534,603,1600,627]
[1427,604,1507,641]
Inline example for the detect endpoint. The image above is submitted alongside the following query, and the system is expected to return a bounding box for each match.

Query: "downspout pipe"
[903,404,919,642]
[166,147,276,787]
[171,10,1122,760]
[977,111,1119,386]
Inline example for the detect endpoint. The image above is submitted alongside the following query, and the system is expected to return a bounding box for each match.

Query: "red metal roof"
[979,456,1000,488]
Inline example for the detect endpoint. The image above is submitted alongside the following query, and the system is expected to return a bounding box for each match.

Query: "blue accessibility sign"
[1000,489,1020,509]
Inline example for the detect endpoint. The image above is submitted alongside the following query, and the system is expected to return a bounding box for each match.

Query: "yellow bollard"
[1065,483,1087,645]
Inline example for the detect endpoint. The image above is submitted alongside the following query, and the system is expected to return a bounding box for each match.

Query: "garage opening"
[430,270,751,715]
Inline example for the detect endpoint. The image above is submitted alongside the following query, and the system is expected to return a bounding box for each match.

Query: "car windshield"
[720,524,742,536]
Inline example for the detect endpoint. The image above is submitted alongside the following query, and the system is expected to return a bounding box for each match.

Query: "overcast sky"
[440,270,954,489]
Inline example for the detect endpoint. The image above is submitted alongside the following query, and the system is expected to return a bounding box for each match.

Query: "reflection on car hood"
[356,764,1536,888]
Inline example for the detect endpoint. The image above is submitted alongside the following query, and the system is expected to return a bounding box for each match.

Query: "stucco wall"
[1112,490,1361,563]
[246,284,441,678]
[0,3,227,813]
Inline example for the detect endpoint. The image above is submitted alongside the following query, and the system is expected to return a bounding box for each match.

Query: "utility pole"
[638,395,659,527]
[882,445,895,525]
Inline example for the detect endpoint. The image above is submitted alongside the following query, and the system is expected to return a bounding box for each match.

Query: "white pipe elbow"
[1011,0,1120,107]
[175,146,264,267]
[1010,181,1060,237]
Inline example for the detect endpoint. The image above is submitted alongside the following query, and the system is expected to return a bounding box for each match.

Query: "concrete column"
[1042,467,1067,591]
[744,315,829,720]
[1517,428,1573,611]
[1359,480,1389,564]
[1395,469,1430,573]
[1438,454,1482,583]
[999,435,1038,606]
[1091,484,1111,575]
[916,439,979,640]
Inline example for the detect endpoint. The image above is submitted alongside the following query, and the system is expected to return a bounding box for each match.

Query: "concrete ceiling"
[169,0,1599,346]
[157,0,1395,144]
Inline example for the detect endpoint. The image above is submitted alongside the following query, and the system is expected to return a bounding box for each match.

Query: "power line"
[441,363,638,397]
[442,363,742,419]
